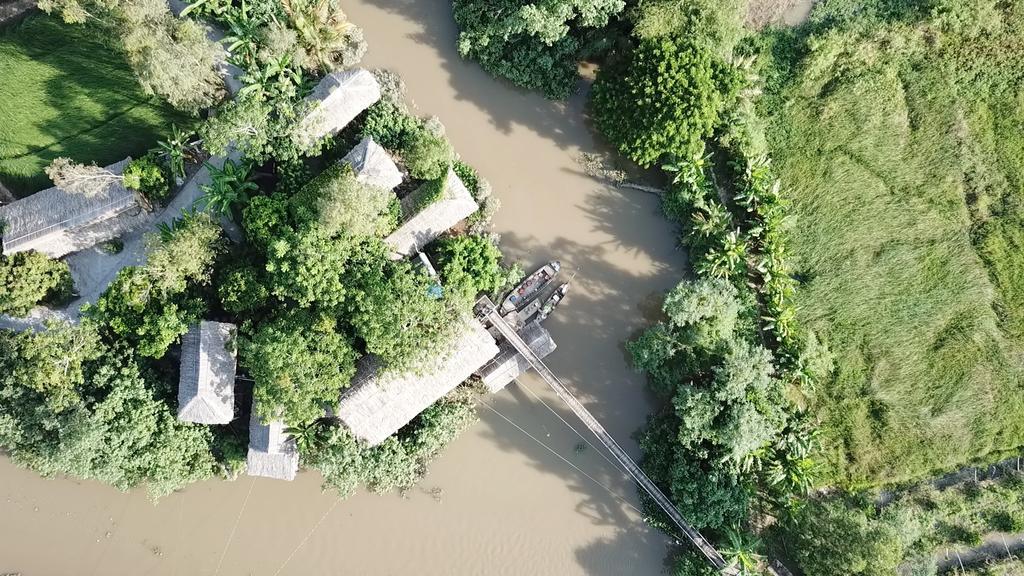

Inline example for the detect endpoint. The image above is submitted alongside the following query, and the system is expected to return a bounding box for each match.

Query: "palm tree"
[281,0,357,71]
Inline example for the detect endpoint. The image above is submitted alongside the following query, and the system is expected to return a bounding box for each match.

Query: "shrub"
[0,252,74,316]
[123,154,170,203]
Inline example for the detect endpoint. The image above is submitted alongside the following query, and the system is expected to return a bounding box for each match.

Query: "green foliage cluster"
[86,212,223,358]
[782,497,904,576]
[452,0,625,98]
[0,14,189,196]
[592,38,738,167]
[630,0,746,53]
[344,255,466,372]
[241,310,357,424]
[0,251,74,316]
[631,279,810,531]
[752,0,1024,485]
[291,164,396,237]
[0,323,216,499]
[305,387,479,497]
[123,153,171,203]
[432,234,509,298]
[356,91,455,185]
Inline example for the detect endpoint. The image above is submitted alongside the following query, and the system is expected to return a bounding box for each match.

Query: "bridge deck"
[476,297,737,575]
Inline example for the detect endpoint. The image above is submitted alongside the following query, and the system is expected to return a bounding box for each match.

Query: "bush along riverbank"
[585,2,827,573]
[1,0,515,501]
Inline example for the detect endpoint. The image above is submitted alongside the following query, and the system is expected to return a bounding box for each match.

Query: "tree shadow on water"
[479,388,675,575]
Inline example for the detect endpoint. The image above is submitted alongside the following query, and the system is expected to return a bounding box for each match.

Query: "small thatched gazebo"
[295,69,381,149]
[477,321,557,392]
[0,158,138,257]
[336,319,499,446]
[384,169,478,259]
[246,400,299,481]
[177,321,237,424]
[341,137,403,191]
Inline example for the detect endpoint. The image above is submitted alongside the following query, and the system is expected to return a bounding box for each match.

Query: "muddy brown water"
[0,1,689,573]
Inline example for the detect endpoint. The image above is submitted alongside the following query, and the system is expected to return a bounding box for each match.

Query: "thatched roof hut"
[296,69,381,149]
[384,170,478,259]
[337,319,499,446]
[477,321,557,392]
[177,321,237,425]
[246,401,299,481]
[341,137,403,191]
[0,158,138,257]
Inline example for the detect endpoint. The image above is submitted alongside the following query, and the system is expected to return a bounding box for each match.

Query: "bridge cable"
[514,377,633,483]
[479,400,685,544]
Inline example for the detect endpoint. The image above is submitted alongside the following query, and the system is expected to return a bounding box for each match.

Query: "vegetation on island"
[453,0,1024,573]
[0,0,511,502]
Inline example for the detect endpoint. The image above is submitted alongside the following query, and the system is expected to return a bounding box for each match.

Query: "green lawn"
[759,3,1024,486]
[0,13,188,197]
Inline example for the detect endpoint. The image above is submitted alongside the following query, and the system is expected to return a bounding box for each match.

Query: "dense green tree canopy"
[592,38,737,167]
[433,234,508,298]
[290,164,396,238]
[241,310,358,425]
[453,0,625,97]
[86,213,222,358]
[346,256,465,371]
[786,499,904,576]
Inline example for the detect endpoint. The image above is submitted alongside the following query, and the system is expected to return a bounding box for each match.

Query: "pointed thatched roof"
[246,400,299,481]
[341,137,403,191]
[478,321,557,392]
[384,170,478,259]
[337,319,499,446]
[0,158,138,257]
[295,69,381,149]
[177,321,237,425]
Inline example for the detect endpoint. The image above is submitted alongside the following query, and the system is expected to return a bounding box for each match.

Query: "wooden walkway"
[476,297,737,575]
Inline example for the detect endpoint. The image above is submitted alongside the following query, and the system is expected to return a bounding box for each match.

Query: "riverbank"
[0,1,685,573]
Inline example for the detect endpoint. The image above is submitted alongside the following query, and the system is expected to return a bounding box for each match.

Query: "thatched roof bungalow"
[477,321,557,392]
[247,401,299,481]
[295,69,381,149]
[341,137,403,191]
[384,170,478,259]
[177,321,237,425]
[0,158,138,257]
[337,319,499,446]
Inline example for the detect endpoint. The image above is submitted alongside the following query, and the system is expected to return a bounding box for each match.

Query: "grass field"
[758,1,1024,485]
[0,13,188,197]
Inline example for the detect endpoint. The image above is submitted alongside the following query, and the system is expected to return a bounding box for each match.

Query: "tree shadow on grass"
[0,13,187,197]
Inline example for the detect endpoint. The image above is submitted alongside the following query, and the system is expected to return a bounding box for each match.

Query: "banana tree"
[198,159,258,217]
[722,528,764,576]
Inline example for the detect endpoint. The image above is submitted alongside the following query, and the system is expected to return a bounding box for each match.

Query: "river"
[0,1,690,574]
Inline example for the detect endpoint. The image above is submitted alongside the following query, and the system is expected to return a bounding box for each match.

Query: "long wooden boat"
[500,260,560,314]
